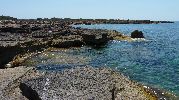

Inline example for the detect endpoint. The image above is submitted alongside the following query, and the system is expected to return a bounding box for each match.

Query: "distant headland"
[0,15,174,25]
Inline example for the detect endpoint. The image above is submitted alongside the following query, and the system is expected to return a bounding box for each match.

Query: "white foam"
[131,38,146,41]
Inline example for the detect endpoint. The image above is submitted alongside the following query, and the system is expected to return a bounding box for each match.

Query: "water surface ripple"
[74,23,179,95]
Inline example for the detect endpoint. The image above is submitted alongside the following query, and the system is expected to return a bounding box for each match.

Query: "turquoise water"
[74,23,179,95]
[29,23,179,95]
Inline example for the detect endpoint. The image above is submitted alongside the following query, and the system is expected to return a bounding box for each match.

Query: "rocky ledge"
[0,66,153,99]
[20,66,154,100]
[0,66,38,100]
[0,66,177,100]
[0,28,131,68]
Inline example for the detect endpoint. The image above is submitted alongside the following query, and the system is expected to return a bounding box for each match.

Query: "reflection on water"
[74,22,179,95]
[24,22,179,95]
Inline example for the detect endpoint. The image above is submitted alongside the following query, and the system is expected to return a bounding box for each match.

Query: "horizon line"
[1,15,177,22]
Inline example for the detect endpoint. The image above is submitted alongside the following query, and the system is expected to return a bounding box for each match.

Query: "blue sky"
[0,0,178,21]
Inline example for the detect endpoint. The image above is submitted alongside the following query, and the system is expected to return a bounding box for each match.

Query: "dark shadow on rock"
[19,83,41,100]
[0,41,47,69]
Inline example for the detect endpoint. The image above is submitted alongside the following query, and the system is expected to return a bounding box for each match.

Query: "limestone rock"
[20,66,154,100]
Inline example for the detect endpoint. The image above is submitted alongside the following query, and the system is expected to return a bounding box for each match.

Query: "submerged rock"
[131,30,145,38]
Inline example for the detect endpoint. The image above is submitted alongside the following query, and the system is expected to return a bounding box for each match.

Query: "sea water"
[74,22,179,95]
[26,22,179,95]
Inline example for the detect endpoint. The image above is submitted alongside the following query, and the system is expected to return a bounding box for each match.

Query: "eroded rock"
[131,30,145,38]
[82,29,109,46]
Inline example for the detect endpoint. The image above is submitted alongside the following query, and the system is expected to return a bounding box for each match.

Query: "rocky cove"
[0,28,131,68]
[0,19,178,99]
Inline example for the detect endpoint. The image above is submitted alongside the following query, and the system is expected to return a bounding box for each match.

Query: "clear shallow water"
[25,23,179,95]
[74,23,179,95]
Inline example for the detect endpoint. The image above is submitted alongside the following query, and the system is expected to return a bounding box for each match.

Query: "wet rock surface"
[142,85,178,100]
[22,48,91,70]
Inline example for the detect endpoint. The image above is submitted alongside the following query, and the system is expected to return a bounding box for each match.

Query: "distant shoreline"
[0,15,174,25]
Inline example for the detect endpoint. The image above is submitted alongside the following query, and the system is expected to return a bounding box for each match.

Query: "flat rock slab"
[0,67,32,90]
[21,66,153,100]
[0,67,34,99]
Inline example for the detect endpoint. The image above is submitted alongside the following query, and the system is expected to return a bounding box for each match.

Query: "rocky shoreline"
[1,46,178,99]
[0,28,131,68]
[0,18,178,99]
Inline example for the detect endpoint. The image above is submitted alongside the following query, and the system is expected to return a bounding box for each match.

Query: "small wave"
[131,38,146,41]
[111,40,121,43]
